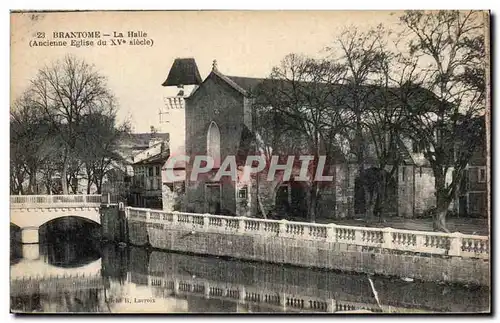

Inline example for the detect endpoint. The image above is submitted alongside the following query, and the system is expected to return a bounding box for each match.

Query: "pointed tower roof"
[162,58,202,87]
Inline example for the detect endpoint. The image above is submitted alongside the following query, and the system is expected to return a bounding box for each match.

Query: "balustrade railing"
[127,207,489,260]
[143,272,427,313]
[10,194,115,208]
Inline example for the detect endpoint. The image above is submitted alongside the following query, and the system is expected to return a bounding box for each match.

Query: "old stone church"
[158,58,487,221]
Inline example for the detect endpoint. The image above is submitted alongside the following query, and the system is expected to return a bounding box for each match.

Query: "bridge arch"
[40,215,101,227]
[39,215,102,245]
[10,206,101,229]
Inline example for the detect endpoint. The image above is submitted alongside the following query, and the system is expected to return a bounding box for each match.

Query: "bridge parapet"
[10,194,108,209]
[10,195,105,241]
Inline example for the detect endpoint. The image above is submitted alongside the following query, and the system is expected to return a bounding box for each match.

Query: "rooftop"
[162,58,203,87]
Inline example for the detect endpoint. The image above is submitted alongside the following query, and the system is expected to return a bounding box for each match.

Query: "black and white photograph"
[9,10,490,314]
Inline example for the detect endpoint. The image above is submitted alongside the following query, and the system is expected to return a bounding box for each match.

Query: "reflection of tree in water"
[11,294,43,313]
[11,289,106,313]
[101,243,128,283]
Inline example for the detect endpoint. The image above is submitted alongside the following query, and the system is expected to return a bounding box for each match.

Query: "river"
[10,239,490,313]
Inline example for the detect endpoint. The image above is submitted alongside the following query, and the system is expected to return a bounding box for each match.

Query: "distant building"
[129,140,169,209]
[462,134,487,217]
[102,131,169,206]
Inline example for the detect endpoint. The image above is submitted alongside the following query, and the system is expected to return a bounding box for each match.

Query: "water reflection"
[10,241,490,313]
[41,240,101,268]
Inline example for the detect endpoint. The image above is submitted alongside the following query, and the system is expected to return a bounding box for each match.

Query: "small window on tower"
[478,167,486,183]
[412,140,425,154]
[238,187,248,199]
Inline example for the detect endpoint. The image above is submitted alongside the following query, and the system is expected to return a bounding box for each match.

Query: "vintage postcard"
[10,10,490,314]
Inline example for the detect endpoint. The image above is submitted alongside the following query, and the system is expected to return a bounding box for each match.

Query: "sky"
[11,11,407,133]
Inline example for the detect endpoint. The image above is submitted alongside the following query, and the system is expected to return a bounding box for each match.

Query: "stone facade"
[171,61,487,219]
[182,67,421,219]
[184,71,246,214]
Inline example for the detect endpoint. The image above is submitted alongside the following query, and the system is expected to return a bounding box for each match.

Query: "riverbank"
[106,207,490,287]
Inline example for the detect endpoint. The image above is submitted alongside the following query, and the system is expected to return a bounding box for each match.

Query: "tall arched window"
[207,121,221,168]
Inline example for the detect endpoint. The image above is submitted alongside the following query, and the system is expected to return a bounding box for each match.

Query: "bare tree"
[327,25,399,221]
[254,53,349,222]
[10,94,55,194]
[27,54,116,194]
[76,113,130,194]
[397,10,486,231]
[328,25,389,173]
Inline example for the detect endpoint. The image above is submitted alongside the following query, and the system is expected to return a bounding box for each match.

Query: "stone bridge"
[10,194,113,244]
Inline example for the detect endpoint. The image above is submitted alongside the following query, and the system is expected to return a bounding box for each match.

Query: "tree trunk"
[71,177,78,194]
[30,174,37,194]
[376,171,387,222]
[307,151,320,223]
[364,186,375,221]
[61,154,69,195]
[96,176,103,194]
[308,182,318,223]
[434,171,450,232]
[27,166,37,194]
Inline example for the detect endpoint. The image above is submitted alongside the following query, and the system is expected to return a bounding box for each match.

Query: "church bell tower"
[160,58,202,184]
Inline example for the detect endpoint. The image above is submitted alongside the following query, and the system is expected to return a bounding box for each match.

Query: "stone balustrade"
[10,194,108,208]
[126,207,489,260]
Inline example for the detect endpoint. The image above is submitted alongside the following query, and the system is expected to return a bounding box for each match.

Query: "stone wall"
[130,223,489,286]
[184,74,245,214]
[101,205,127,243]
[414,167,436,216]
[398,165,415,218]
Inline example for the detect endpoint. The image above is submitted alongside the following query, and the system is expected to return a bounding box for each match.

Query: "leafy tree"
[327,25,404,221]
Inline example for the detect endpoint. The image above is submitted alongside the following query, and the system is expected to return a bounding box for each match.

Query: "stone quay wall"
[122,207,489,286]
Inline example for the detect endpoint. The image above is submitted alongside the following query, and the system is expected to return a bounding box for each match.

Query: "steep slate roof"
[226,74,439,108]
[193,68,443,167]
[226,76,265,94]
[223,73,427,166]
[162,58,203,87]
